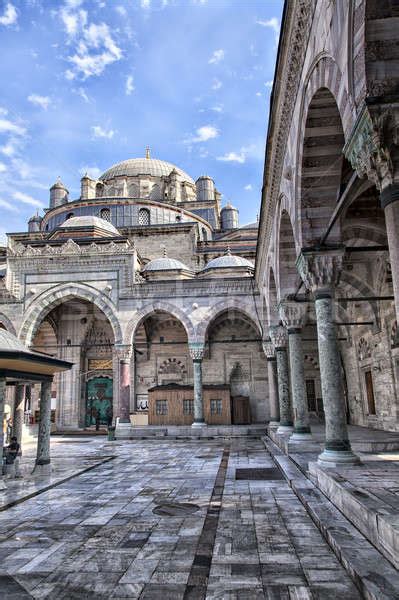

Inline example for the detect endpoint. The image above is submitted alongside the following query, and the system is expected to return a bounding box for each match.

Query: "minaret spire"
[145,146,151,159]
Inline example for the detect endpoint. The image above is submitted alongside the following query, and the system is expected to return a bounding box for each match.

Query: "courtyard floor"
[0,437,363,599]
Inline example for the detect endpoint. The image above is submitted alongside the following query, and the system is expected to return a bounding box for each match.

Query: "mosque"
[0,150,264,433]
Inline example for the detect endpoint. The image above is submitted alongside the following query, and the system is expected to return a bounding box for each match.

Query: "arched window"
[66,212,74,220]
[202,227,208,242]
[100,208,111,222]
[138,208,150,226]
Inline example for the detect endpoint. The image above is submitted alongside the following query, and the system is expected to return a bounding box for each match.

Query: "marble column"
[297,248,359,466]
[269,326,293,433]
[114,345,132,426]
[279,301,312,441]
[262,340,280,426]
[189,343,206,428]
[13,383,25,445]
[381,183,399,326]
[0,376,7,489]
[33,378,53,474]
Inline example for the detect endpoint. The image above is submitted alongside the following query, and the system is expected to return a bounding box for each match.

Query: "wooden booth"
[148,383,251,425]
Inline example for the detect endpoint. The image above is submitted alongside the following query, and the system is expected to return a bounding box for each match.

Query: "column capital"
[296,247,344,297]
[279,300,307,331]
[269,325,288,350]
[343,103,398,192]
[113,344,133,361]
[262,340,275,359]
[189,342,205,361]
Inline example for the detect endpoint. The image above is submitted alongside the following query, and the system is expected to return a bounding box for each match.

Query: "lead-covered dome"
[143,256,189,272]
[204,254,254,270]
[99,158,195,184]
[60,215,120,236]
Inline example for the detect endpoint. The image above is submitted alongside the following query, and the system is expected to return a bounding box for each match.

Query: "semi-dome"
[60,215,120,236]
[99,158,195,185]
[204,253,254,270]
[143,256,189,272]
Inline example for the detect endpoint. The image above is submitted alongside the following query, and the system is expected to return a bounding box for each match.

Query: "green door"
[86,377,113,427]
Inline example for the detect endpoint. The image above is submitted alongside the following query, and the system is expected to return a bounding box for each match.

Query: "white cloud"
[212,78,222,90]
[28,94,52,110]
[13,191,43,208]
[0,162,7,173]
[0,3,17,26]
[79,165,102,179]
[217,151,246,164]
[141,0,150,8]
[208,49,224,65]
[126,75,134,95]
[0,118,26,137]
[60,4,122,80]
[211,104,223,113]
[256,17,280,45]
[188,125,219,143]
[91,125,114,139]
[265,80,273,88]
[244,184,252,191]
[75,87,90,102]
[0,198,18,212]
[256,91,262,97]
[116,5,127,16]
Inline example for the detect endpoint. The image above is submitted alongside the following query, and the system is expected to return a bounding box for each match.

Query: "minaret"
[145,146,151,159]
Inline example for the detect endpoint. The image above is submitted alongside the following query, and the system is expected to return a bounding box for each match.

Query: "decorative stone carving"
[269,325,288,350]
[113,344,133,361]
[262,340,275,359]
[189,342,205,361]
[296,248,345,295]
[279,300,307,331]
[343,104,399,191]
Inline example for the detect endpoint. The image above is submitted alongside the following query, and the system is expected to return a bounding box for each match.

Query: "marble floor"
[0,438,362,599]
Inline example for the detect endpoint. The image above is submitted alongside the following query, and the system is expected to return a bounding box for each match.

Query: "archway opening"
[278,211,298,299]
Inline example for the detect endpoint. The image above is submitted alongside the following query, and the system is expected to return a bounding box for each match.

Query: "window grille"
[138,208,150,225]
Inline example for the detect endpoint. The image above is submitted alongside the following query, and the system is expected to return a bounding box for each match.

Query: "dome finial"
[226,245,231,255]
[162,245,167,258]
[145,146,151,159]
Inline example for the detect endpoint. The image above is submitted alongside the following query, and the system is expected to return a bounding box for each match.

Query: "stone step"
[262,436,399,600]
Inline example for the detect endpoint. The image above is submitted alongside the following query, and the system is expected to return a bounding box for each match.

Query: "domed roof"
[240,221,258,229]
[60,215,119,236]
[99,158,195,184]
[221,203,238,211]
[143,256,189,272]
[0,329,27,352]
[204,252,254,270]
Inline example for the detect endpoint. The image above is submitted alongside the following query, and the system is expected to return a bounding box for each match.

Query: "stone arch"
[196,299,262,345]
[0,313,16,335]
[277,209,298,299]
[296,56,354,247]
[125,301,195,345]
[19,283,123,346]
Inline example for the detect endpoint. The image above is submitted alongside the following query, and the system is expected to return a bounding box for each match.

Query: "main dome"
[99,158,195,184]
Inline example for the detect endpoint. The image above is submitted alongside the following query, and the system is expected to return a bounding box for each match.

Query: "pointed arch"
[195,299,261,345]
[19,283,122,346]
[125,301,195,345]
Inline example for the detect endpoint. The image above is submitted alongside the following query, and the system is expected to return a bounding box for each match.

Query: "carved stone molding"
[269,325,288,350]
[9,239,133,257]
[189,342,205,361]
[279,300,307,331]
[262,340,275,359]
[296,248,344,296]
[344,103,399,191]
[113,344,133,361]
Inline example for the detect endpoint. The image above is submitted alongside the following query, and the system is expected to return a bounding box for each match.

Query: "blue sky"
[0,0,283,239]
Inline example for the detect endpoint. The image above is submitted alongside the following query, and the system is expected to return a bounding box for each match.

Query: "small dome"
[204,253,254,270]
[143,256,189,272]
[99,158,195,184]
[0,329,28,352]
[50,177,68,190]
[60,215,119,236]
[221,203,238,211]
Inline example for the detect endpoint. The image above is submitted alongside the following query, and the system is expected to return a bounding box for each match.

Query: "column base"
[317,448,360,468]
[191,421,207,428]
[277,424,294,434]
[290,432,313,441]
[32,462,51,476]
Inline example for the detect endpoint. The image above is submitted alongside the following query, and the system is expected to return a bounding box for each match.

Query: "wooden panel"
[148,386,232,425]
[232,396,251,424]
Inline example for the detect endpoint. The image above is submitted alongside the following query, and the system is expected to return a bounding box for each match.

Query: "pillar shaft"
[13,383,25,444]
[288,330,311,435]
[0,377,7,489]
[275,348,292,427]
[119,359,131,424]
[35,379,52,470]
[381,184,399,324]
[193,359,204,424]
[267,358,280,423]
[315,296,350,450]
